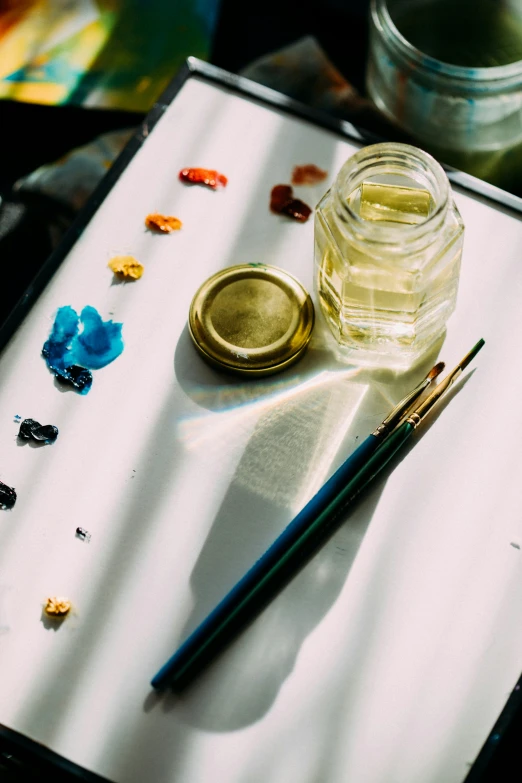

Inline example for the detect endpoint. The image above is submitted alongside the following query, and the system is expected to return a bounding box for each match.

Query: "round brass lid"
[188,264,315,376]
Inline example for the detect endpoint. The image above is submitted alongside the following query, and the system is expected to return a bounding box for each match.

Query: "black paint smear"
[18,418,59,444]
[0,481,16,510]
[41,342,93,394]
[63,365,92,392]
[53,364,93,393]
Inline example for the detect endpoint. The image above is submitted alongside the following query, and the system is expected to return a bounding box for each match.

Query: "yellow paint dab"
[108,255,144,280]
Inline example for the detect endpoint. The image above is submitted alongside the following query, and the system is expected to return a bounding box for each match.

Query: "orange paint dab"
[145,213,183,233]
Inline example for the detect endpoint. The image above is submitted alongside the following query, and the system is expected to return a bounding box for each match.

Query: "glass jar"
[314,142,464,369]
[366,0,522,196]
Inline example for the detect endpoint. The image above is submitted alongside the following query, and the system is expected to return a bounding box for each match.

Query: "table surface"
[0,71,522,783]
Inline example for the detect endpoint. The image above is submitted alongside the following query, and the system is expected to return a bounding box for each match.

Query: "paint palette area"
[1,59,522,783]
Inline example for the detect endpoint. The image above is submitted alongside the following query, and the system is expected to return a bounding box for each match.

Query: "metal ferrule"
[406,411,422,429]
[372,376,431,436]
[409,366,463,423]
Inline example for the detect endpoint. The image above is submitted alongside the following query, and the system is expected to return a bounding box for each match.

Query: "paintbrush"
[150,359,447,690]
[315,338,485,519]
[300,359,446,517]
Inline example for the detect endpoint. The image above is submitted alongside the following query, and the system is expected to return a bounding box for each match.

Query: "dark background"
[0,0,374,324]
[0,0,521,780]
[0,0,371,193]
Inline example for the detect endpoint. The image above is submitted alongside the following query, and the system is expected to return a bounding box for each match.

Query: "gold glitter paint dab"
[43,596,72,618]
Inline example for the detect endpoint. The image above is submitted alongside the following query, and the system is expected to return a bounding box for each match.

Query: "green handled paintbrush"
[151,339,484,691]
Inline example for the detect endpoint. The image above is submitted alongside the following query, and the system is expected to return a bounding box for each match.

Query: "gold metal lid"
[188,264,315,376]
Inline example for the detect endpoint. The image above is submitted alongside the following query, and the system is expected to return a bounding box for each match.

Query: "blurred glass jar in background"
[366,0,522,196]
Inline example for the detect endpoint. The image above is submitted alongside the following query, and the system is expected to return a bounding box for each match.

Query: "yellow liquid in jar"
[315,180,463,364]
[359,182,431,224]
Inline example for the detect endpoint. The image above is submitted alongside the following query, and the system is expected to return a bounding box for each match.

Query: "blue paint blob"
[43,305,78,372]
[42,306,123,393]
[73,306,124,370]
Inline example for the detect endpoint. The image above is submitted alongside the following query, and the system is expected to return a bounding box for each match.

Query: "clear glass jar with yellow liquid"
[314,142,464,369]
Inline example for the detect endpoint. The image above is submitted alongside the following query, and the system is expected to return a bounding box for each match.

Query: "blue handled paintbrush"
[151,359,446,690]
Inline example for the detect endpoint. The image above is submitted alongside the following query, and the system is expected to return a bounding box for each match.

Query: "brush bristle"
[459,338,485,371]
[429,361,445,380]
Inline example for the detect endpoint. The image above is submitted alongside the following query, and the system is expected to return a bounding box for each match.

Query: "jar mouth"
[335,142,449,245]
[372,0,522,87]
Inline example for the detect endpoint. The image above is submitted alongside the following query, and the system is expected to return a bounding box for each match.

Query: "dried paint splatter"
[76,527,91,542]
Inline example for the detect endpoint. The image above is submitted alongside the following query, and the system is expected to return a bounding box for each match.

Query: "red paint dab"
[291,164,328,186]
[179,168,228,189]
[270,184,312,223]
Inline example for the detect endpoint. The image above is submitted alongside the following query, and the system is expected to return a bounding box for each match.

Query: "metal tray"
[0,58,521,783]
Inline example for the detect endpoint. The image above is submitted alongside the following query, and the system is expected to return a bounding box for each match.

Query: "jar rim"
[335,142,449,245]
[372,0,522,87]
